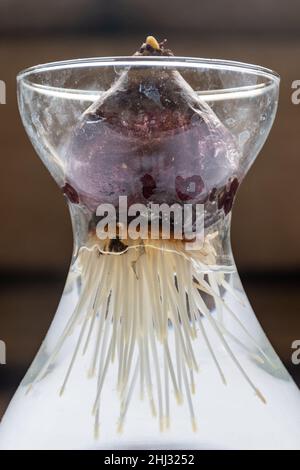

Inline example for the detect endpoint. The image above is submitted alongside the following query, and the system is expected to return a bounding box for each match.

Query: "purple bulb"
[65,39,239,216]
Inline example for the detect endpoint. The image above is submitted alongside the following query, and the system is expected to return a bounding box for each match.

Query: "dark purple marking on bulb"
[141,174,157,199]
[209,187,217,202]
[217,177,239,215]
[62,183,79,204]
[175,175,204,201]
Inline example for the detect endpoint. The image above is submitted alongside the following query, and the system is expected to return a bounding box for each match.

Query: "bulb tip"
[146,36,160,51]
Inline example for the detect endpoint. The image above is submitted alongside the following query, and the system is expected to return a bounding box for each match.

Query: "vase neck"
[68,203,234,271]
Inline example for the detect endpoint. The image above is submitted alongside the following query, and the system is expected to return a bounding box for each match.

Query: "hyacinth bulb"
[65,37,240,217]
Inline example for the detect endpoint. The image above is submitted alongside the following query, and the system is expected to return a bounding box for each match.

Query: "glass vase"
[0,56,299,450]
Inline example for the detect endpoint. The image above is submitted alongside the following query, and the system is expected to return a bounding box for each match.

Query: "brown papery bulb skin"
[65,37,240,215]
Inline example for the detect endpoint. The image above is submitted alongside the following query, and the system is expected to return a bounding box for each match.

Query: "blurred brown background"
[0,0,300,418]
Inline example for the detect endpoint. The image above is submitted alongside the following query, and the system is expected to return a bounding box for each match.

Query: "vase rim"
[17,55,280,85]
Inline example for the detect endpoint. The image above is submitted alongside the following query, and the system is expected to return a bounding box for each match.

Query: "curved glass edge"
[17,56,280,86]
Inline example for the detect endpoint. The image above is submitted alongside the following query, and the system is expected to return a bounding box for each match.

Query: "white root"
[27,237,270,434]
